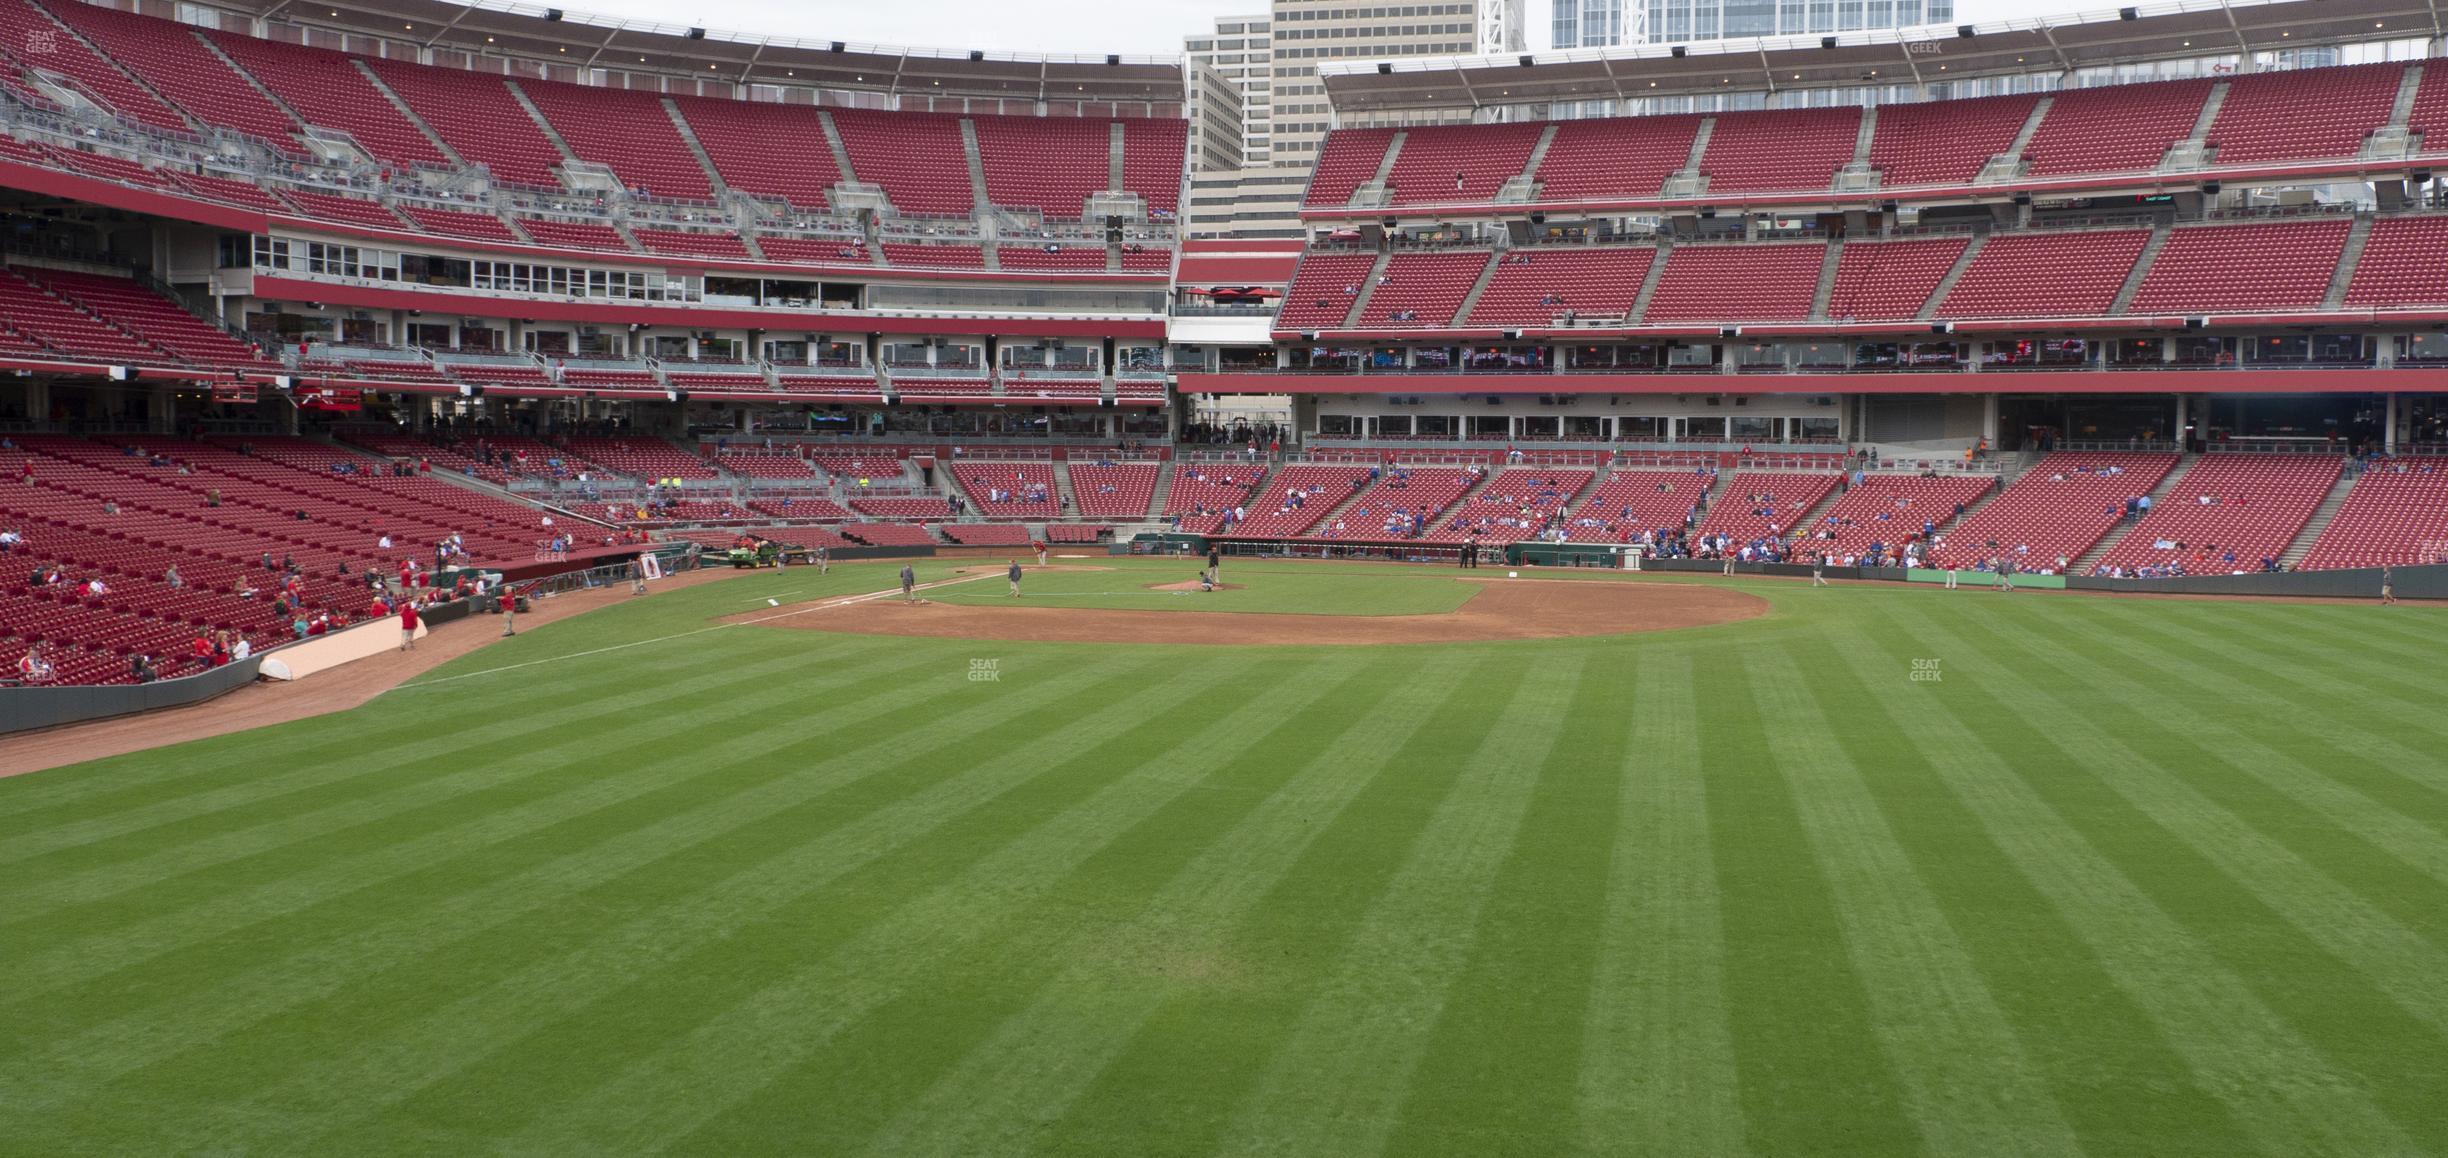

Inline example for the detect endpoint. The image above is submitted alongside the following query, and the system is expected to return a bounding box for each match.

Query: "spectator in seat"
[18,643,53,684]
[131,654,158,683]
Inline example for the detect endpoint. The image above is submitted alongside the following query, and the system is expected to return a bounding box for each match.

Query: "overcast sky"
[558,0,2110,59]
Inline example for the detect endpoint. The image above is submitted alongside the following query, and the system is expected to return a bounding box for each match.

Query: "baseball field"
[3,556,2444,1155]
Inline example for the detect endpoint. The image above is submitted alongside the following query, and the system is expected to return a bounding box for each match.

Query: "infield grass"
[2,556,2445,1156]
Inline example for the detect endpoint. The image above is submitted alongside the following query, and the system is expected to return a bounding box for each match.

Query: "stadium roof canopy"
[199,0,1185,104]
[1319,0,2447,114]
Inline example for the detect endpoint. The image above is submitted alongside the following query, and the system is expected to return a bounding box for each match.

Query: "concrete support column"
[1982,393,2000,445]
[2174,394,2188,446]
[2386,392,2399,454]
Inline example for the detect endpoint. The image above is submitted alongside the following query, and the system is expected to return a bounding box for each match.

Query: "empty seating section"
[850,497,951,519]
[832,109,971,216]
[2094,456,2343,574]
[436,362,551,390]
[1224,465,1372,538]
[812,452,909,482]
[280,190,410,230]
[1530,115,1701,200]
[663,367,768,393]
[1275,251,1377,330]
[2021,79,2211,176]
[168,171,293,213]
[744,495,852,520]
[771,370,881,398]
[1302,127,1396,208]
[1699,107,1859,194]
[2207,64,2401,164]
[1936,229,2147,319]
[997,246,1107,272]
[631,228,751,261]
[838,523,939,547]
[2410,65,2448,148]
[203,33,447,169]
[756,236,868,265]
[1803,474,1995,558]
[1385,122,1544,204]
[1933,452,2179,570]
[672,96,839,208]
[1358,251,1490,328]
[559,368,658,393]
[938,522,1032,546]
[19,269,267,369]
[45,0,297,149]
[1121,247,1173,273]
[1694,472,1841,544]
[1826,237,1968,321]
[0,0,186,131]
[1562,470,1713,543]
[0,268,169,364]
[562,437,716,480]
[892,379,997,400]
[2299,459,2448,570]
[975,114,1107,218]
[714,448,817,479]
[512,218,631,253]
[1869,94,2037,186]
[1467,247,1652,326]
[1428,468,1593,542]
[949,463,1059,518]
[2128,221,2349,314]
[1067,464,1158,518]
[365,61,565,188]
[399,205,518,243]
[882,242,986,269]
[1119,118,1186,213]
[1643,243,1823,323]
[2344,216,2448,306]
[517,79,714,202]
[41,143,169,187]
[1044,523,1109,543]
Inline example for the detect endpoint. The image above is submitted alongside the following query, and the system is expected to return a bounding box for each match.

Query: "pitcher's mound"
[743,576,1764,646]
[1147,580,1246,592]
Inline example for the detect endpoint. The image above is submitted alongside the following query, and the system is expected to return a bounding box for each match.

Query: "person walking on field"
[500,587,517,636]
[1036,541,1049,567]
[1208,546,1222,587]
[1812,555,1829,587]
[398,600,419,652]
[1008,558,1023,597]
[901,563,917,604]
[2382,565,2398,605]
[817,546,830,576]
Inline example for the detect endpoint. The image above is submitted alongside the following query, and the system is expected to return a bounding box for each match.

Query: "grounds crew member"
[901,563,917,603]
[1008,558,1023,597]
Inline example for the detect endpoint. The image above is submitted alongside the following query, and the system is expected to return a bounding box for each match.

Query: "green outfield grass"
[3,557,2446,1155]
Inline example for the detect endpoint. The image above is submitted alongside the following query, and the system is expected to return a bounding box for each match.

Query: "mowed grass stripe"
[1019,654,1541,1156]
[504,655,1410,1154]
[2095,610,2448,827]
[1697,653,1923,1156]
[1947,617,2448,1040]
[1790,626,2257,1156]
[1377,650,1631,1156]
[1744,645,2082,1156]
[0,638,810,859]
[149,651,1201,1154]
[1919,614,2438,1145]
[1574,652,1747,1157]
[0,647,1132,1140]
[0,645,942,1005]
[0,641,895,917]
[1204,658,1581,1157]
[809,657,1491,1157]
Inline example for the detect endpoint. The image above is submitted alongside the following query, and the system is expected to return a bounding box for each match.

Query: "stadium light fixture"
[1821,35,1836,49]
[1957,24,1975,38]
[1377,62,1393,73]
[2119,6,2138,19]
[545,7,563,19]
[686,27,706,39]
[1670,45,1687,58]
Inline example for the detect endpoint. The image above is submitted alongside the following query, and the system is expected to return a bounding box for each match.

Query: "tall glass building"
[1552,0,1629,50]
[1644,0,1952,43]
